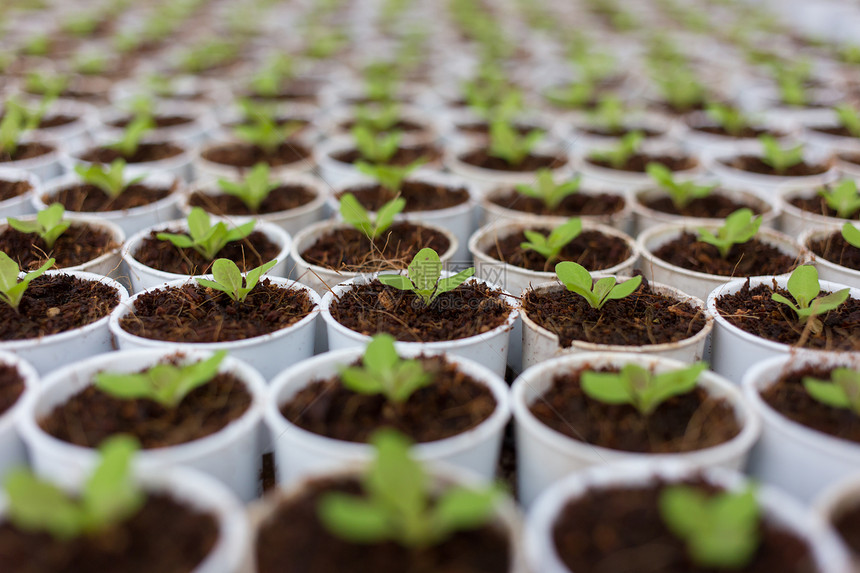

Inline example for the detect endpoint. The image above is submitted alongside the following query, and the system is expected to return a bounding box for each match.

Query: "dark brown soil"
[0,274,119,341]
[226,117,312,134]
[834,503,860,555]
[788,193,860,220]
[587,153,697,173]
[807,230,860,271]
[0,223,118,270]
[0,142,54,163]
[245,80,320,103]
[810,125,856,138]
[0,179,32,202]
[580,126,662,138]
[459,149,566,172]
[109,115,193,129]
[489,189,626,217]
[330,280,512,342]
[300,222,450,273]
[722,156,830,176]
[840,152,860,167]
[691,125,775,138]
[36,114,77,129]
[456,121,543,137]
[714,280,860,350]
[0,493,218,573]
[529,366,740,453]
[133,229,281,275]
[201,141,311,168]
[652,232,799,277]
[640,192,766,218]
[40,369,252,448]
[552,479,817,573]
[522,277,708,348]
[0,363,24,416]
[332,144,441,167]
[335,181,469,212]
[280,355,496,443]
[255,476,511,573]
[47,182,175,213]
[119,280,315,343]
[485,229,632,273]
[340,118,424,133]
[760,364,860,444]
[189,184,317,216]
[79,143,184,164]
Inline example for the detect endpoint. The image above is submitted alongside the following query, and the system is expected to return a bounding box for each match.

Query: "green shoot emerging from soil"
[196,258,277,303]
[660,485,760,569]
[74,159,144,199]
[488,120,543,165]
[589,131,643,169]
[758,135,804,174]
[356,160,424,193]
[582,361,707,416]
[107,116,155,158]
[706,103,751,137]
[589,95,625,132]
[251,54,294,97]
[24,71,68,100]
[818,180,860,219]
[216,162,279,212]
[157,207,255,261]
[771,265,850,324]
[543,81,595,110]
[835,104,860,138]
[234,107,302,156]
[0,101,29,157]
[339,192,405,240]
[843,223,860,249]
[339,334,432,404]
[318,429,501,548]
[803,367,860,415]
[646,162,716,209]
[7,203,71,249]
[4,435,144,540]
[696,208,762,259]
[352,125,401,164]
[354,103,401,133]
[0,253,53,311]
[653,67,706,112]
[555,261,642,310]
[378,248,475,306]
[95,351,227,408]
[521,217,583,266]
[515,170,582,210]
[774,62,810,106]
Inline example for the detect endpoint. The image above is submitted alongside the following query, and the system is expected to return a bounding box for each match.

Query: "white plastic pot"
[98,100,218,146]
[65,136,195,182]
[815,474,860,570]
[678,111,796,157]
[0,167,39,219]
[109,276,320,380]
[743,353,860,503]
[801,119,860,157]
[18,348,267,501]
[193,140,316,183]
[19,98,96,153]
[801,226,860,288]
[574,144,703,191]
[319,104,439,146]
[1,139,62,182]
[0,351,37,481]
[779,183,859,238]
[566,112,679,154]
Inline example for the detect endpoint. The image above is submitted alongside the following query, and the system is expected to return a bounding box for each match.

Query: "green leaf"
[107,115,154,158]
[158,208,255,260]
[82,436,145,529]
[318,495,393,543]
[378,274,415,290]
[581,369,636,405]
[696,208,762,259]
[432,485,500,534]
[835,104,860,138]
[0,253,53,311]
[772,264,850,323]
[759,135,804,174]
[196,259,275,302]
[842,223,860,249]
[339,193,374,238]
[488,121,542,165]
[4,469,88,539]
[216,162,278,212]
[374,197,406,236]
[818,180,860,219]
[8,203,70,249]
[434,267,475,298]
[408,247,443,293]
[74,159,129,199]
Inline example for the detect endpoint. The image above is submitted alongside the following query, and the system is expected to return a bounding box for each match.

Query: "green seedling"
[5,96,55,133]
[355,159,424,193]
[339,193,405,240]
[521,218,583,266]
[74,159,144,199]
[216,162,279,212]
[660,485,760,569]
[24,71,68,99]
[0,102,26,156]
[305,29,345,59]
[22,34,50,56]
[124,95,155,120]
[0,253,53,311]
[555,261,642,310]
[759,135,804,174]
[363,61,399,103]
[250,54,294,97]
[803,367,860,415]
[318,429,501,548]
[774,62,810,106]
[107,116,154,158]
[582,361,707,416]
[352,125,401,164]
[95,351,227,408]
[706,103,751,137]
[7,203,70,249]
[73,52,108,75]
[339,334,432,404]
[696,208,762,259]
[818,180,860,218]
[488,120,543,165]
[771,265,850,324]
[646,162,716,209]
[589,96,625,132]
[179,39,238,73]
[157,207,255,261]
[515,169,582,210]
[62,13,100,36]
[835,104,860,138]
[196,258,277,303]
[589,131,643,169]
[653,66,705,112]
[354,103,401,133]
[4,436,144,540]
[378,248,475,306]
[843,222,860,249]
[234,108,302,156]
[543,81,596,110]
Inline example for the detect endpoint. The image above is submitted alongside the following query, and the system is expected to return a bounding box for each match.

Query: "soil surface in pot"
[300,222,450,273]
[807,230,860,271]
[579,125,662,138]
[810,125,855,138]
[34,114,77,129]
[552,478,816,573]
[587,153,697,173]
[0,179,32,202]
[332,144,441,166]
[201,141,311,168]
[840,153,860,168]
[335,180,470,212]
[339,118,424,133]
[721,156,830,176]
[330,279,511,342]
[0,274,119,341]
[189,184,317,216]
[652,232,799,276]
[0,493,218,573]
[40,368,252,448]
[132,229,281,275]
[110,114,193,129]
[489,189,625,217]
[834,503,860,555]
[456,121,543,138]
[689,124,775,138]
[280,355,496,443]
[79,142,184,164]
[119,280,315,342]
[47,182,176,212]
[639,192,766,218]
[0,142,54,163]
[523,277,708,348]
[458,149,565,172]
[484,229,632,273]
[0,363,24,416]
[226,117,312,135]
[255,476,511,573]
[760,364,860,444]
[530,366,740,453]
[714,280,860,351]
[0,223,118,270]
[788,192,860,221]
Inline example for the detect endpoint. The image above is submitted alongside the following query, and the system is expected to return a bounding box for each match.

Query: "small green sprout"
[758,135,804,174]
[774,62,810,106]
[352,125,401,164]
[706,103,751,137]
[543,81,596,110]
[179,39,238,73]
[156,207,255,261]
[24,71,68,100]
[95,351,227,408]
[354,103,401,133]
[771,265,851,324]
[646,162,716,209]
[0,102,26,156]
[62,13,100,36]
[363,61,399,103]
[73,53,108,75]
[818,180,860,219]
[581,361,707,415]
[378,248,475,306]
[488,120,543,165]
[696,208,762,259]
[318,429,501,548]
[803,367,860,415]
[355,159,424,193]
[234,107,302,155]
[107,116,155,158]
[339,193,405,240]
[843,222,860,249]
[339,334,432,404]
[555,261,642,310]
[515,170,581,210]
[7,203,70,249]
[0,253,53,311]
[216,162,279,212]
[124,95,156,120]
[834,104,860,138]
[589,131,643,169]
[521,218,583,266]
[250,54,294,97]
[660,485,760,569]
[589,96,625,132]
[22,33,50,56]
[4,436,144,540]
[653,67,706,112]
[196,258,277,303]
[74,159,144,199]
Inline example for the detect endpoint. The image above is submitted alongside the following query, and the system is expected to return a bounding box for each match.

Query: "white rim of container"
[632,185,780,228]
[801,225,860,283]
[0,351,37,442]
[0,167,40,213]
